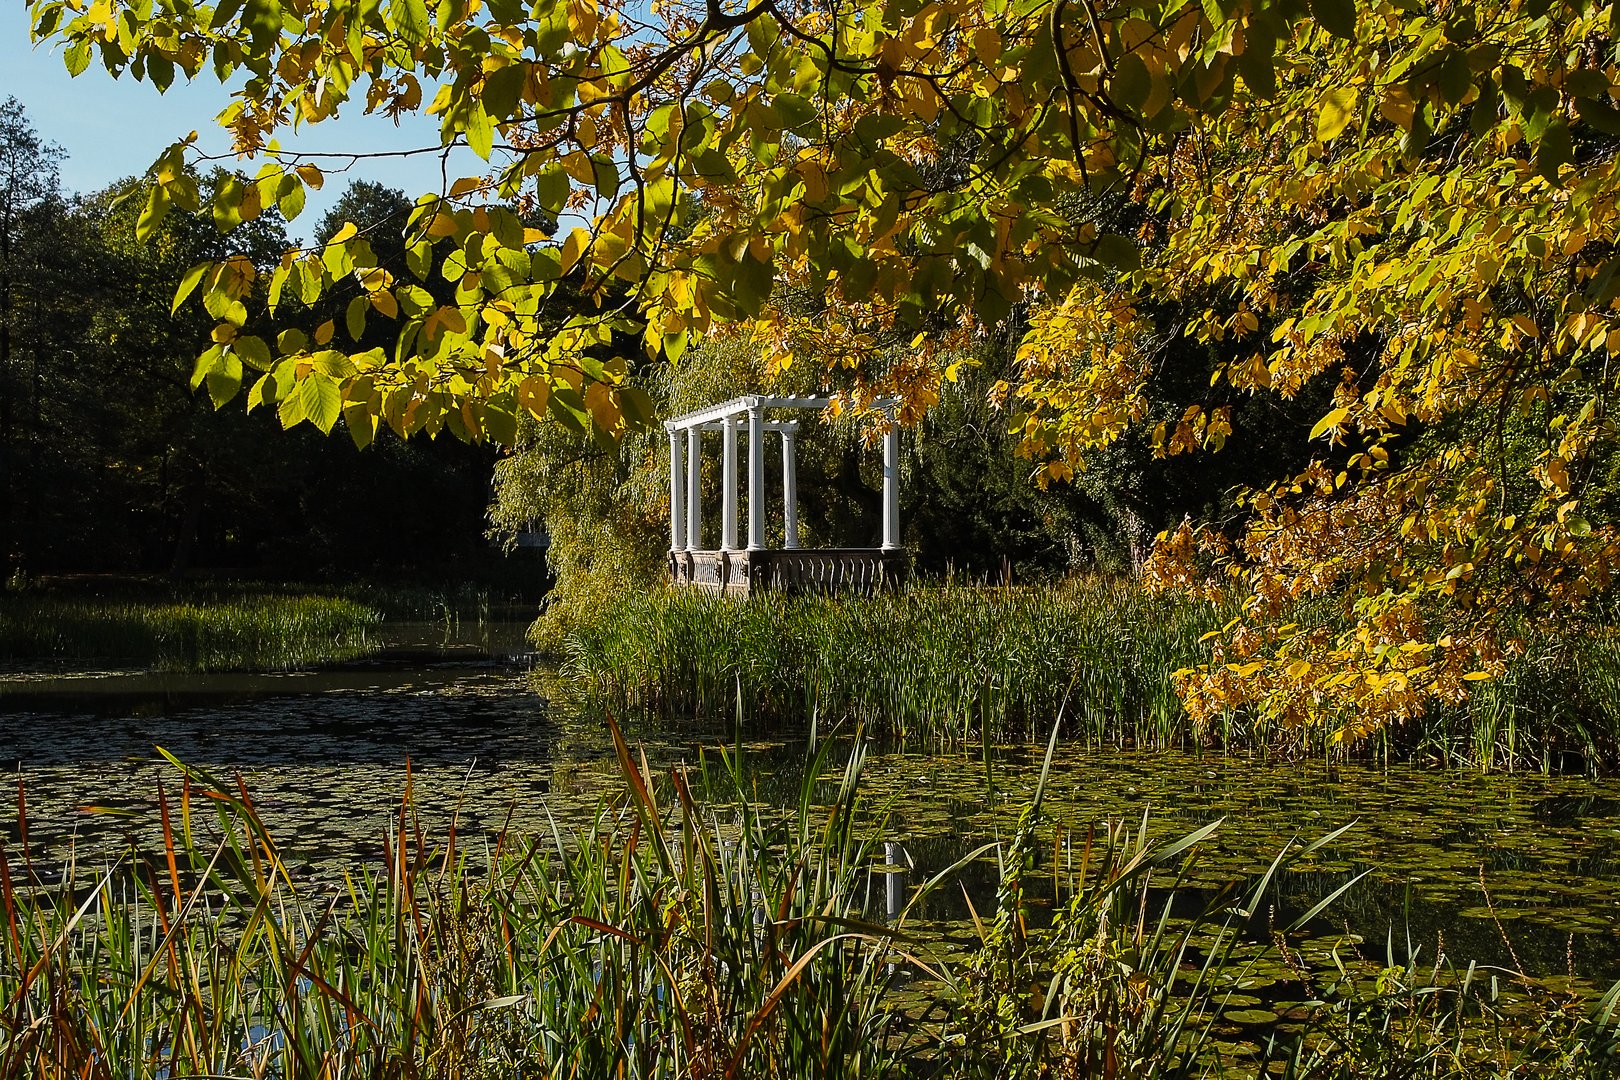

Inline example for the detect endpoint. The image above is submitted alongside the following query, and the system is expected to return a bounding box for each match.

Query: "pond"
[2,650,1618,988]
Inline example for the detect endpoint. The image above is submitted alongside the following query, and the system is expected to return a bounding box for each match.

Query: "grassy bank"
[566,580,1220,746]
[562,581,1620,770]
[0,589,381,671]
[1,737,1615,1077]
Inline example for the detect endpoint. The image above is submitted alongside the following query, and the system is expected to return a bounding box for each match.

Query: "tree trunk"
[169,482,205,580]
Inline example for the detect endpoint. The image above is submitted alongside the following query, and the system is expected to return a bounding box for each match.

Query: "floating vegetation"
[2,729,1617,1077]
[0,590,381,672]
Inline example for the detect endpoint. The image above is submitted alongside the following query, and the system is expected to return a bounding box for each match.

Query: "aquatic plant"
[1,727,1615,1077]
[562,580,1620,771]
[0,592,381,671]
[0,726,966,1078]
[563,578,1222,748]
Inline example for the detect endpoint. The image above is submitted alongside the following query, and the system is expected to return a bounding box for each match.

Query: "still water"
[2,648,1618,984]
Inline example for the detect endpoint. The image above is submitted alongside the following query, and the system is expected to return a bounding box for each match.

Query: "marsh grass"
[0,592,381,671]
[0,726,965,1079]
[566,581,1620,770]
[0,727,1616,1078]
[566,579,1222,747]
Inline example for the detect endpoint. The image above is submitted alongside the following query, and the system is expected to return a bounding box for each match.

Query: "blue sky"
[1,4,475,241]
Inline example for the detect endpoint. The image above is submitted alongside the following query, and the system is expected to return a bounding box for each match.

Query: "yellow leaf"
[1309,406,1350,440]
[1316,86,1359,142]
[1462,671,1492,681]
[1547,455,1570,492]
[517,375,550,416]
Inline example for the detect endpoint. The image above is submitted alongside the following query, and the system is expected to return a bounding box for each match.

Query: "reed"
[0,592,381,671]
[1,730,1615,1077]
[0,727,962,1078]
[564,579,1222,748]
[564,581,1620,770]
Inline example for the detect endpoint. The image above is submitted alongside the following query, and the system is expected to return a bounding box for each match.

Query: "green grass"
[564,579,1222,747]
[0,591,382,671]
[561,581,1620,770]
[1,731,1615,1078]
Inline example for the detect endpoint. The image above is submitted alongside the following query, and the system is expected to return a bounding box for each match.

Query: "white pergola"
[663,395,900,554]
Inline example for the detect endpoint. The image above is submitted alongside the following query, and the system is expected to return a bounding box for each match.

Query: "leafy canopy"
[1007,1,1620,739]
[29,0,1372,447]
[27,0,1620,739]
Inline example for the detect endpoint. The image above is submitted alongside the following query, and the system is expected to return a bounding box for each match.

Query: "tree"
[25,0,1405,444]
[0,99,69,578]
[1007,7,1620,741]
[24,0,1620,741]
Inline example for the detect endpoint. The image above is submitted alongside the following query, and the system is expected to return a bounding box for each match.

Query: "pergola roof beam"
[664,394,897,431]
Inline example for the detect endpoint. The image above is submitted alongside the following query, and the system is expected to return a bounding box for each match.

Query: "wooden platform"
[669,548,907,595]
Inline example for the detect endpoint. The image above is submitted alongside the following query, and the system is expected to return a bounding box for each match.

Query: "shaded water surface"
[1,665,1618,984]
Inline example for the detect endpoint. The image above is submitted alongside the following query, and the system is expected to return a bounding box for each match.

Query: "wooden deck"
[669,548,907,595]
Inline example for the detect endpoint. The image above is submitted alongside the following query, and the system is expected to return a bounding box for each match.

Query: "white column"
[882,419,900,550]
[686,427,702,550]
[747,406,764,550]
[668,426,685,551]
[782,429,799,550]
[721,415,739,550]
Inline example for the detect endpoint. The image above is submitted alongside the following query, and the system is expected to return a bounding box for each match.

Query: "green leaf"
[278,178,306,220]
[1437,49,1471,105]
[136,184,170,243]
[1093,233,1140,271]
[210,0,247,30]
[406,239,433,281]
[1309,0,1356,39]
[591,155,620,200]
[1111,54,1151,113]
[242,0,282,53]
[1316,86,1359,142]
[235,334,272,371]
[392,0,430,44]
[277,385,306,428]
[536,164,570,215]
[619,385,654,426]
[172,262,212,315]
[482,63,527,122]
[1537,119,1572,184]
[189,344,223,391]
[1575,96,1620,137]
[466,100,494,159]
[64,39,91,76]
[297,373,343,433]
[213,175,245,231]
[343,402,379,449]
[346,295,369,341]
[483,399,518,446]
[206,349,244,408]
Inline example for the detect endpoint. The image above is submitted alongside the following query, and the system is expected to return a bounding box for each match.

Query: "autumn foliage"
[26,0,1620,743]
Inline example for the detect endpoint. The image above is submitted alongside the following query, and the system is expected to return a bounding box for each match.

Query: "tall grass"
[564,581,1620,769]
[1,730,1616,1077]
[0,593,381,671]
[3,733,1617,1077]
[0,730,959,1078]
[566,580,1222,747]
